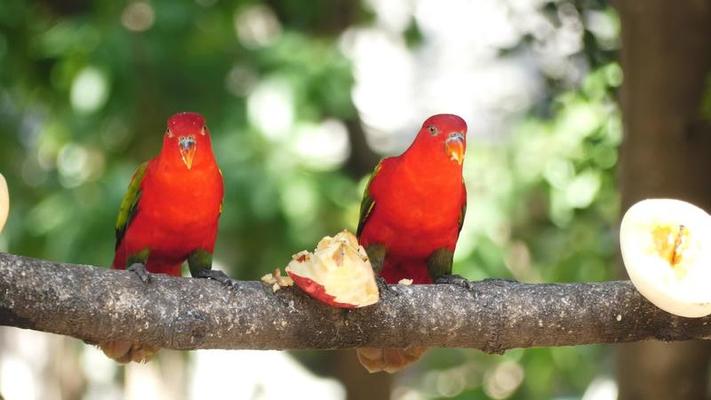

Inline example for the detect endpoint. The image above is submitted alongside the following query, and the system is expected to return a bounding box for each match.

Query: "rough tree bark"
[1,252,711,351]
[615,1,711,399]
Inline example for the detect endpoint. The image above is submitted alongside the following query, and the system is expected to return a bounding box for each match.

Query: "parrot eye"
[428,125,439,136]
[200,126,207,136]
[166,129,174,138]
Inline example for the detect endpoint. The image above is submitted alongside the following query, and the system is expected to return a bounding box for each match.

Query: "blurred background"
[0,0,709,399]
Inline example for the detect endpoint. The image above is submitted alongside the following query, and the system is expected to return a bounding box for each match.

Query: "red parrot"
[356,114,468,373]
[101,112,231,363]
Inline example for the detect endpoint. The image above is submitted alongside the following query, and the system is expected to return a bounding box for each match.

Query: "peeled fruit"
[0,173,7,234]
[286,230,379,308]
[620,198,711,317]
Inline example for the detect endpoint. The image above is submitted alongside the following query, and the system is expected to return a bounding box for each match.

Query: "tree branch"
[1,252,709,353]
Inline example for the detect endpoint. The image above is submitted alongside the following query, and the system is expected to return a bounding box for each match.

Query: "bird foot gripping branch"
[375,276,399,298]
[127,262,239,289]
[194,269,241,289]
[127,263,151,283]
[436,274,475,291]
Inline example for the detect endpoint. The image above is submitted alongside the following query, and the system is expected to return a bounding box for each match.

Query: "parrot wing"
[458,183,467,235]
[427,184,467,279]
[356,160,382,237]
[218,168,224,215]
[115,161,149,250]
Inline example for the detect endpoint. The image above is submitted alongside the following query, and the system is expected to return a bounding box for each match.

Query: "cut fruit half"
[286,230,379,308]
[620,198,711,317]
[0,173,7,234]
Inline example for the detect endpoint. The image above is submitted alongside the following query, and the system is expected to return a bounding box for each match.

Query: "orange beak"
[179,136,197,170]
[445,132,465,165]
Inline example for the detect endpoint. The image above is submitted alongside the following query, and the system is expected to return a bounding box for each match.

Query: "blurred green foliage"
[0,0,358,277]
[0,0,625,398]
[442,62,621,399]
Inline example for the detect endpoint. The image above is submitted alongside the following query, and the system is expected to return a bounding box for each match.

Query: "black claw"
[376,276,398,297]
[436,274,473,290]
[127,263,151,283]
[195,269,239,289]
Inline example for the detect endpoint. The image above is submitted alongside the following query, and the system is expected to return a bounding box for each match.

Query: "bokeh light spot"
[70,67,109,114]
[121,1,155,32]
[247,79,294,141]
[234,5,282,48]
[483,361,524,399]
[294,119,350,170]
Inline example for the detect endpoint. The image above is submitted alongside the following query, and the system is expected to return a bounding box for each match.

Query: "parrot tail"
[356,346,428,373]
[99,340,159,363]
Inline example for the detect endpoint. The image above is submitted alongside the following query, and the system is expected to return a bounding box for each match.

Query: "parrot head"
[412,114,467,166]
[163,112,213,170]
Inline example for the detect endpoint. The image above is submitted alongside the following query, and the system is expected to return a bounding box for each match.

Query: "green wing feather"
[115,162,149,250]
[427,184,467,279]
[458,184,467,235]
[356,160,382,237]
[218,168,223,215]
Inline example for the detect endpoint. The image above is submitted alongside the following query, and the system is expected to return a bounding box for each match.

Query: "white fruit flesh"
[0,174,8,234]
[260,268,294,292]
[620,199,711,317]
[286,230,379,308]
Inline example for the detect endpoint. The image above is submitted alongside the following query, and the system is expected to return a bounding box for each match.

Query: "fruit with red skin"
[286,231,379,309]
